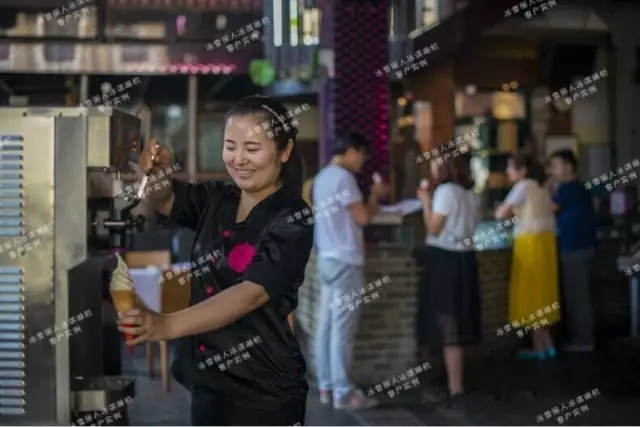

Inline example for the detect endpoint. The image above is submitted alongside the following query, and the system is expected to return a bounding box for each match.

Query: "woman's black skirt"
[417,245,482,346]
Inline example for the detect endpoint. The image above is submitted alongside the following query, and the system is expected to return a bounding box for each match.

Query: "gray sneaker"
[334,389,379,410]
[320,390,332,405]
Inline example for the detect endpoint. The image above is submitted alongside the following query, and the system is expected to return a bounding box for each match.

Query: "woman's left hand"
[118,308,171,345]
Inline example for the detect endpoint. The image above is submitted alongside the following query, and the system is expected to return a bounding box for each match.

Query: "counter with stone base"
[296,246,521,387]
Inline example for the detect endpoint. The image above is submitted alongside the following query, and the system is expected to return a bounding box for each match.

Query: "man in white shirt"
[313,133,387,410]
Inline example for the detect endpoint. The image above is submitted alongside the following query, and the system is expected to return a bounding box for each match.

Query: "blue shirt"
[553,180,597,251]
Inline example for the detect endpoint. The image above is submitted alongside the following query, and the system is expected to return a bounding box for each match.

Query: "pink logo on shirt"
[222,229,231,238]
[227,242,256,273]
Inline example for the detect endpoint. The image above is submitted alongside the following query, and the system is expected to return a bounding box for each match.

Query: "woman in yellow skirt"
[495,154,560,360]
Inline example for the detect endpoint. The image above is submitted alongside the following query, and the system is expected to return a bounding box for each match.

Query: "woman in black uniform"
[118,95,314,426]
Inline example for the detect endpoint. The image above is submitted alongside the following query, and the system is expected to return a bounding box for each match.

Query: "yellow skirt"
[509,231,561,327]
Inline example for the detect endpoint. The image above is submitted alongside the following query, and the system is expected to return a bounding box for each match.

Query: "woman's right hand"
[139,138,174,174]
[138,138,175,204]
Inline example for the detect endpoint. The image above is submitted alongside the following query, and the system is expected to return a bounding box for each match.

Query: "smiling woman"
[120,95,313,426]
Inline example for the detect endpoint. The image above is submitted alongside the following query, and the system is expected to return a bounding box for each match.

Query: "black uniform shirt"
[168,180,314,406]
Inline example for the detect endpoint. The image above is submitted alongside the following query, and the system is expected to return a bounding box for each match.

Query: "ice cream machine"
[0,107,142,425]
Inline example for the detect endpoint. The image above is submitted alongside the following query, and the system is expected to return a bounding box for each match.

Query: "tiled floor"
[124,341,640,426]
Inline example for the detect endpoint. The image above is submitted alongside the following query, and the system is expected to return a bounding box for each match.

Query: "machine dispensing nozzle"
[135,175,149,200]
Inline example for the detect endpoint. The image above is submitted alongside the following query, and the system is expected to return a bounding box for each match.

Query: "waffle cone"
[110,290,135,313]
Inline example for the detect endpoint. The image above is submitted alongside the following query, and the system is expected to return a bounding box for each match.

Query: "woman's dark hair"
[225,95,305,195]
[510,153,546,185]
[431,153,474,191]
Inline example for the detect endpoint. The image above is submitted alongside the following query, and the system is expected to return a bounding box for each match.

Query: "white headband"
[260,104,286,125]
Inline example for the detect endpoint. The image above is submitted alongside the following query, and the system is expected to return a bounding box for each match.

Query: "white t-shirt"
[504,179,556,235]
[313,165,365,266]
[425,182,479,252]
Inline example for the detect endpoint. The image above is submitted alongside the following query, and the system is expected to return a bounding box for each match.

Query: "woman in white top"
[416,154,480,401]
[495,154,560,360]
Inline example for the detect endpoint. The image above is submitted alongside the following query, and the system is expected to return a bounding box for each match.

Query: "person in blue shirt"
[548,149,597,352]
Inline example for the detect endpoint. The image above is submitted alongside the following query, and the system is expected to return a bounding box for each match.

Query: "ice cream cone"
[109,254,138,355]
[111,289,135,312]
[111,290,136,354]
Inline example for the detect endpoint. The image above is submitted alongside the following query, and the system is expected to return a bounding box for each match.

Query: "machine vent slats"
[0,302,24,312]
[0,343,22,351]
[0,323,23,332]
[0,351,21,359]
[0,380,23,387]
[0,371,24,378]
[0,334,22,340]
[0,136,26,416]
[0,361,23,369]
[0,296,23,303]
[0,389,24,397]
[0,408,24,415]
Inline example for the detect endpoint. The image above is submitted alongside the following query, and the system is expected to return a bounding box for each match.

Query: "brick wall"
[297,248,520,386]
[297,242,630,386]
[297,249,419,386]
[417,248,522,370]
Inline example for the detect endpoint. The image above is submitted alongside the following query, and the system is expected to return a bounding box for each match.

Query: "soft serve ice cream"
[110,254,135,293]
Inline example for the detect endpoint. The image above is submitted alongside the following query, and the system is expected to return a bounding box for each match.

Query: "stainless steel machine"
[0,107,143,425]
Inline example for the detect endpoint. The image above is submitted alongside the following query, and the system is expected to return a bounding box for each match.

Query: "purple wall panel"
[333,0,389,193]
[318,0,335,167]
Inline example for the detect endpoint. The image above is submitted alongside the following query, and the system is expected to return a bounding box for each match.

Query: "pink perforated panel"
[333,0,389,193]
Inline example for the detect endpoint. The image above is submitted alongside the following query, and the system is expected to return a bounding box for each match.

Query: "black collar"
[224,184,293,225]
